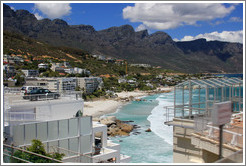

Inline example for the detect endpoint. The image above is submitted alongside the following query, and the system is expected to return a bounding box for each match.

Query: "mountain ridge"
[3,4,243,73]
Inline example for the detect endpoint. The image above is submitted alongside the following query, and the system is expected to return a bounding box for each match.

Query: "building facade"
[21,70,39,77]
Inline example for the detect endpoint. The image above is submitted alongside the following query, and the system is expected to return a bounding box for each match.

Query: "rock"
[99,116,117,126]
[145,128,151,132]
[100,119,115,126]
[133,125,141,129]
[120,123,133,133]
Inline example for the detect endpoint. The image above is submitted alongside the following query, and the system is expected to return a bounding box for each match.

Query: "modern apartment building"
[77,77,103,94]
[21,69,39,77]
[3,94,131,163]
[3,65,16,77]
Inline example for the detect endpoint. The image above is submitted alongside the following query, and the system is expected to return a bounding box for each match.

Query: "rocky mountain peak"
[70,24,96,34]
[3,4,16,17]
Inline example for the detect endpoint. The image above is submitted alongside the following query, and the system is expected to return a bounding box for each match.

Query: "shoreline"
[83,87,173,118]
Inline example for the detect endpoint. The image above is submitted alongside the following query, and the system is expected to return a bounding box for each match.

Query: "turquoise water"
[107,93,174,163]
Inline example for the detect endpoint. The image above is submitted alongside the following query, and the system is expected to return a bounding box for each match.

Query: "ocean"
[107,92,175,163]
[106,74,243,163]
[213,73,243,78]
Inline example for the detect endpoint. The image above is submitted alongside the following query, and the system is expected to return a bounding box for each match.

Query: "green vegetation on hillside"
[3,30,177,77]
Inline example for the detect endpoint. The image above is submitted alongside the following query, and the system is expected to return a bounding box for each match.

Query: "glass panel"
[48,121,58,141]
[80,117,92,135]
[69,118,78,137]
[43,142,48,153]
[69,138,79,157]
[13,125,24,146]
[25,123,36,144]
[80,135,92,154]
[59,139,69,157]
[48,141,58,153]
[37,122,47,141]
[59,119,68,139]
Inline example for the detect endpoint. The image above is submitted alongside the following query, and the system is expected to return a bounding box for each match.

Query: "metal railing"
[3,144,63,163]
[205,125,243,148]
[51,146,116,163]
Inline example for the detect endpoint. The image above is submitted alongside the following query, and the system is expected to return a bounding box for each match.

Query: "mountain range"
[3,4,243,73]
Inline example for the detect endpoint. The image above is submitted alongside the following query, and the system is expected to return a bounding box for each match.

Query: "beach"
[83,87,173,118]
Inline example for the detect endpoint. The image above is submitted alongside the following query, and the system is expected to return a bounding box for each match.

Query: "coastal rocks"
[145,128,151,132]
[99,116,117,126]
[98,116,134,137]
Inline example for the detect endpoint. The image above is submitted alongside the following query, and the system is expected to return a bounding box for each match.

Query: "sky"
[4,2,244,43]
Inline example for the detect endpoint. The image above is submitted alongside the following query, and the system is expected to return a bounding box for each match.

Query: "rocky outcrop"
[97,116,134,137]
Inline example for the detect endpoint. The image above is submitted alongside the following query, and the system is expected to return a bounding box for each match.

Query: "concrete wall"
[173,127,203,163]
[172,118,203,163]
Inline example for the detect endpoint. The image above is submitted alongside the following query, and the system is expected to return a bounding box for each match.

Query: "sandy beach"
[83,87,173,118]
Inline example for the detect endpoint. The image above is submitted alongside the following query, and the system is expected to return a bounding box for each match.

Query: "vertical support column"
[229,86,231,101]
[219,124,224,159]
[78,117,81,162]
[174,86,176,118]
[213,87,216,104]
[102,127,107,148]
[232,85,234,112]
[47,121,49,153]
[235,86,237,111]
[239,84,241,111]
[189,81,192,119]
[182,86,184,118]
[67,119,70,157]
[198,86,201,115]
[205,87,209,117]
[57,120,60,153]
[221,87,224,102]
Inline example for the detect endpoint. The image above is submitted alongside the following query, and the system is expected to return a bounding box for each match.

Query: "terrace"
[163,78,243,163]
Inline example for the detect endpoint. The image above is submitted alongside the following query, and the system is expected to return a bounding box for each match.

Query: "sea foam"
[147,92,174,145]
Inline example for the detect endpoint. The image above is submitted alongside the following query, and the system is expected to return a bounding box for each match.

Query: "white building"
[77,77,103,94]
[21,69,39,77]
[129,64,151,68]
[57,77,77,92]
[64,68,75,74]
[38,63,49,69]
[3,96,131,163]
[118,78,127,84]
[3,65,16,77]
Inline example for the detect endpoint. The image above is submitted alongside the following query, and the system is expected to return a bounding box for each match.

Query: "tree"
[12,139,65,163]
[14,71,25,86]
[119,70,126,76]
[75,86,81,91]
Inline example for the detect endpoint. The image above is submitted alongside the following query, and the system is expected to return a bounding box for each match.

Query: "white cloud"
[123,3,235,30]
[229,17,242,22]
[135,24,147,31]
[10,6,15,10]
[178,30,243,43]
[34,3,71,19]
[34,13,43,20]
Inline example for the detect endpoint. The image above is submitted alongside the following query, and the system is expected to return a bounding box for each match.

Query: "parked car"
[21,86,42,93]
[23,89,60,101]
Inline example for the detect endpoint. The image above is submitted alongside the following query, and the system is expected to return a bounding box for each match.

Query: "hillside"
[3,4,243,73]
[3,31,172,76]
